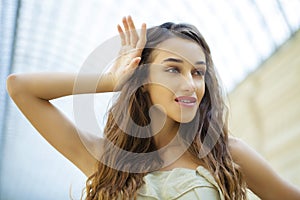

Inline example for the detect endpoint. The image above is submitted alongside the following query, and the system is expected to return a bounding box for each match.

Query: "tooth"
[180,100,191,103]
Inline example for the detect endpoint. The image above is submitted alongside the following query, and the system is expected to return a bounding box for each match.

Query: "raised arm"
[229,137,300,200]
[6,16,146,177]
[6,73,113,177]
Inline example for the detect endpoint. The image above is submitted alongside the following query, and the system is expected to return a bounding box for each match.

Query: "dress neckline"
[150,165,208,174]
[140,165,225,200]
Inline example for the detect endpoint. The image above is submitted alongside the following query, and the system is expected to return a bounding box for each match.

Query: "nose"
[181,73,196,93]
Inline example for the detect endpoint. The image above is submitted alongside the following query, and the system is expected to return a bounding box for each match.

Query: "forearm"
[6,72,114,100]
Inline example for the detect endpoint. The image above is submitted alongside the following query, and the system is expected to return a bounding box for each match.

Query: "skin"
[148,38,206,124]
[144,37,207,170]
[6,16,300,200]
[146,37,206,148]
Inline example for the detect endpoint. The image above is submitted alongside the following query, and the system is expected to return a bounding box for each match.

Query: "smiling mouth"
[175,96,197,107]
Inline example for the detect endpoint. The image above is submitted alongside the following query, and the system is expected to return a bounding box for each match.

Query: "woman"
[6,16,300,200]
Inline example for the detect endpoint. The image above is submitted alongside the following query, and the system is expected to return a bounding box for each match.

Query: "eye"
[166,67,180,73]
[192,69,205,76]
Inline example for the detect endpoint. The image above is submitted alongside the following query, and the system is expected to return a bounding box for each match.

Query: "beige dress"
[136,166,224,200]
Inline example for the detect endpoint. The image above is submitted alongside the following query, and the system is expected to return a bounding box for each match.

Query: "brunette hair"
[84,22,247,200]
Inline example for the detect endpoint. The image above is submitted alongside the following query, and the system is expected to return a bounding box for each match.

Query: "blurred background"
[1,0,300,199]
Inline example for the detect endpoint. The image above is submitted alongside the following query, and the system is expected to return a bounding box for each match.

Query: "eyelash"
[166,67,179,73]
[166,67,205,77]
[193,70,205,76]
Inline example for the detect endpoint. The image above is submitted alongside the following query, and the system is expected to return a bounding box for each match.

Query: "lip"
[175,96,197,107]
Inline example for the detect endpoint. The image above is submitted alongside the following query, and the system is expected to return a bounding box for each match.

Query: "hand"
[109,16,146,91]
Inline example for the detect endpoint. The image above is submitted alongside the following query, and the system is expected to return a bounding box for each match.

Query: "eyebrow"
[161,57,206,65]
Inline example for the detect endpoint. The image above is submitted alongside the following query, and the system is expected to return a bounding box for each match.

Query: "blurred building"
[229,30,300,198]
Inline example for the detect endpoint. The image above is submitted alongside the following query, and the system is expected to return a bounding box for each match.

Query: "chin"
[175,115,196,124]
[180,119,194,124]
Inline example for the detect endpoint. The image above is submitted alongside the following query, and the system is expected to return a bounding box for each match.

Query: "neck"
[149,106,179,149]
[153,119,179,149]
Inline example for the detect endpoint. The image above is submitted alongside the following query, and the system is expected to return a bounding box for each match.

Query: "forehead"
[152,37,205,63]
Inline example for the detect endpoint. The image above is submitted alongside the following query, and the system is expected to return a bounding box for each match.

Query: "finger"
[136,23,147,52]
[117,24,126,46]
[127,16,138,46]
[127,57,141,70]
[122,16,130,45]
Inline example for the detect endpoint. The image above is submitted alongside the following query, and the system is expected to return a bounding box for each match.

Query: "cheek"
[148,85,175,108]
[196,81,205,102]
[148,85,166,102]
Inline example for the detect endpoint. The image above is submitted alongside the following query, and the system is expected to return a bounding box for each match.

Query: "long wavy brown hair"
[84,22,247,200]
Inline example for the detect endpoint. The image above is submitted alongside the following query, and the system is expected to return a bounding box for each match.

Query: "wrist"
[96,72,115,93]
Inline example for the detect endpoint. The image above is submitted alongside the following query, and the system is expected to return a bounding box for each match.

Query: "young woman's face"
[146,37,206,123]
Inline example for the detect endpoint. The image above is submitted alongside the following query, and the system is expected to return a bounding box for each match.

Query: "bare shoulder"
[228,136,266,172]
[228,136,263,163]
[228,136,300,200]
[228,136,249,160]
[228,135,242,150]
[228,135,273,178]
